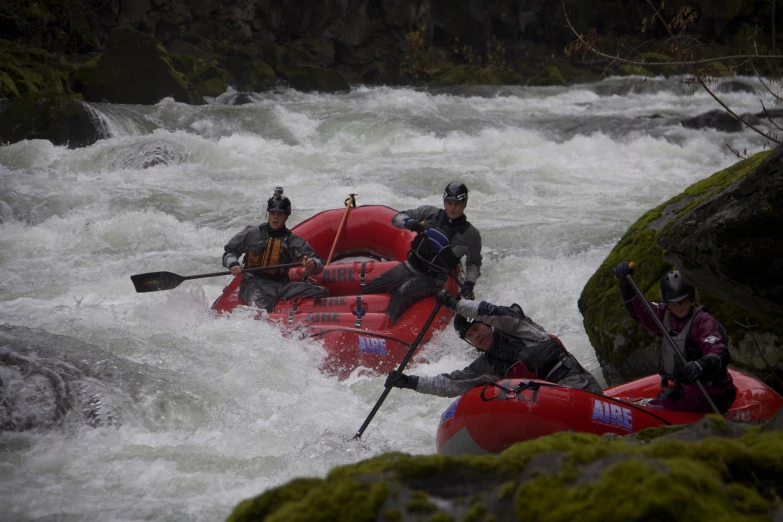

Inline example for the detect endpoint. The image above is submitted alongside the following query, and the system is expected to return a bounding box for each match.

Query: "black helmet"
[267,187,291,216]
[443,182,468,205]
[453,314,476,339]
[660,270,695,303]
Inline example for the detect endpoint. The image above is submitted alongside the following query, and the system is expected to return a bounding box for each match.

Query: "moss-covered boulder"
[70,27,203,105]
[578,151,783,388]
[0,91,105,148]
[227,420,783,522]
[0,39,73,97]
[222,56,278,92]
[188,63,233,98]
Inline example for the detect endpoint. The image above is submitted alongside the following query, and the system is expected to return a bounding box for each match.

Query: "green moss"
[229,430,783,521]
[630,425,685,442]
[406,490,438,513]
[227,477,324,522]
[383,510,402,522]
[578,151,782,385]
[530,65,568,86]
[619,63,653,77]
[228,478,388,522]
[464,503,486,522]
[70,28,203,105]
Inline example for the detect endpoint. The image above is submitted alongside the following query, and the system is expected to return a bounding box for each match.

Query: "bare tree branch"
[562,0,783,67]
[696,76,780,144]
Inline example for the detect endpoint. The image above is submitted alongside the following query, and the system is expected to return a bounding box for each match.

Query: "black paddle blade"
[131,271,185,293]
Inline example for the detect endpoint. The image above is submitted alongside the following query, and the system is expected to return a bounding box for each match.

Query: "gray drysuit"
[362,205,482,322]
[222,224,328,311]
[415,299,604,397]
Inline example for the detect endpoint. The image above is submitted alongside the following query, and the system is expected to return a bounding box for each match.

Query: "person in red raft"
[613,262,737,412]
[385,291,603,396]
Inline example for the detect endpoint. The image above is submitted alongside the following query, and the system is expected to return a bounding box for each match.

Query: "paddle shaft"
[326,194,356,265]
[353,302,443,440]
[625,274,722,415]
[188,263,305,281]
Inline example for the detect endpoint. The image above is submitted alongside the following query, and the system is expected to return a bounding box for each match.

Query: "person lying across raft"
[385,291,603,396]
[613,262,736,412]
[222,187,328,312]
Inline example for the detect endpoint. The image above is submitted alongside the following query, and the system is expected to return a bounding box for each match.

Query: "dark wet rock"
[70,27,203,105]
[717,80,757,94]
[0,91,107,148]
[659,147,783,318]
[231,93,257,105]
[284,65,350,93]
[681,109,744,132]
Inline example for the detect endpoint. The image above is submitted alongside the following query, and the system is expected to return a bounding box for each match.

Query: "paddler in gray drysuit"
[222,188,328,312]
[386,291,604,396]
[362,182,482,324]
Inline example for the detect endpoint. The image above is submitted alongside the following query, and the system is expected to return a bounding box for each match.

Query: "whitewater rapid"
[0,77,769,521]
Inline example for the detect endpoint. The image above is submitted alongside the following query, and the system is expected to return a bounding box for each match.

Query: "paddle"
[130,262,305,293]
[326,194,356,265]
[624,265,722,415]
[353,302,443,440]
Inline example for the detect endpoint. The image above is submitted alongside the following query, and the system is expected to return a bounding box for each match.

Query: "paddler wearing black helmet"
[222,187,329,311]
[361,182,483,325]
[386,292,603,397]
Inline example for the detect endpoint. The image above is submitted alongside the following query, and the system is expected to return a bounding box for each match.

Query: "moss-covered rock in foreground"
[578,151,783,388]
[227,416,783,522]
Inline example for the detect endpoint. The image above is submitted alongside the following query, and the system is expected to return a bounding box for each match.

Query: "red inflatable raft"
[436,369,783,454]
[211,203,459,379]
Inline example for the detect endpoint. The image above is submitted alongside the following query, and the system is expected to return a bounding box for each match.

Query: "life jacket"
[243,225,293,281]
[407,228,460,276]
[407,211,470,276]
[481,304,571,382]
[659,305,729,382]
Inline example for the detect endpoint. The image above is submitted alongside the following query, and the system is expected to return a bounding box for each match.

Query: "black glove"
[404,219,425,232]
[613,261,634,280]
[385,371,419,390]
[684,360,705,382]
[435,290,459,310]
[459,281,475,300]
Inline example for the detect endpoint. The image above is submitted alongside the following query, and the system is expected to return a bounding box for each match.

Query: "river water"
[0,77,769,521]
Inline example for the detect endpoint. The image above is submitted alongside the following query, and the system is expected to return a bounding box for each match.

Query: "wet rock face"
[659,148,783,318]
[0,91,107,149]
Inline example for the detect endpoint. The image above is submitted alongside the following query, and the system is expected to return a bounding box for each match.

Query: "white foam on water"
[0,79,769,521]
